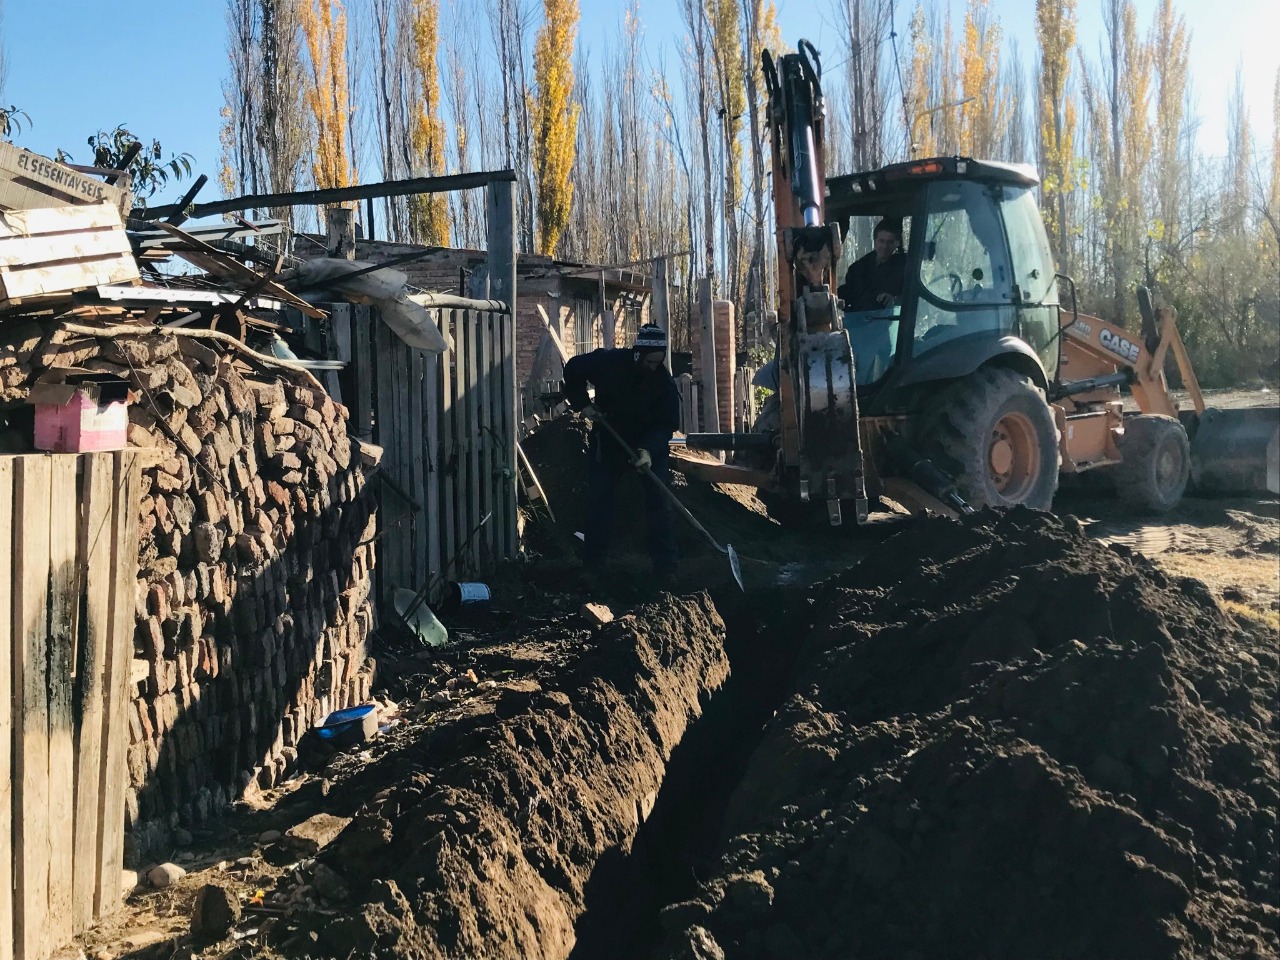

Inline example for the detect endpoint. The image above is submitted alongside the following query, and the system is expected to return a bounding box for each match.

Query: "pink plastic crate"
[33,384,129,453]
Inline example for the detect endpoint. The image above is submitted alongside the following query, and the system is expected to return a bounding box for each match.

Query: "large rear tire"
[1115,414,1190,513]
[918,366,1060,511]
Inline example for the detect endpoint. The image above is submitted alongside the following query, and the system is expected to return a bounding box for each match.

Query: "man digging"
[563,323,680,588]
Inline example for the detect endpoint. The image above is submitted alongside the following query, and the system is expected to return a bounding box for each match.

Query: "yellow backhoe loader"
[670,40,1279,521]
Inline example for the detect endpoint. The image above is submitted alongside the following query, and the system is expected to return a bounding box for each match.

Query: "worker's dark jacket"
[563,348,680,468]
[838,250,906,311]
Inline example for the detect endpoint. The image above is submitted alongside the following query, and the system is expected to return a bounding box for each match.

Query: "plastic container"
[316,704,378,746]
[392,588,449,647]
[439,581,491,615]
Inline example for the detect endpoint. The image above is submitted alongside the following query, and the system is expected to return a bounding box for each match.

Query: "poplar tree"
[300,0,355,193]
[958,0,1007,159]
[1149,0,1188,269]
[1036,0,1079,268]
[708,0,745,304]
[529,0,580,256]
[408,0,449,245]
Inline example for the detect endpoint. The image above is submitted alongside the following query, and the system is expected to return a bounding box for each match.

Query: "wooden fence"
[1,451,142,960]
[338,303,518,605]
[676,367,759,436]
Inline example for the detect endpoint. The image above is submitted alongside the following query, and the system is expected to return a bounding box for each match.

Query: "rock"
[660,899,715,934]
[283,813,352,857]
[725,870,774,913]
[258,829,282,844]
[172,827,194,847]
[311,862,351,902]
[666,925,726,960]
[190,883,241,939]
[147,862,187,888]
[581,602,614,627]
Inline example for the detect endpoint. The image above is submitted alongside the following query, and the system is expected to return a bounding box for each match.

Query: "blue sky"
[4,0,1276,208]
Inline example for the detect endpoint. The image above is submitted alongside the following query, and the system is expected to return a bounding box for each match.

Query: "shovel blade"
[1190,407,1280,495]
[727,544,745,592]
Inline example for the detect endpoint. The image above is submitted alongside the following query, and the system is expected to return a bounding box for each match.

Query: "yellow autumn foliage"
[409,0,449,245]
[530,0,581,257]
[301,0,355,194]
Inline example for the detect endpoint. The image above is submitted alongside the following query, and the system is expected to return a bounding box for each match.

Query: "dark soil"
[657,508,1279,960]
[273,592,730,960]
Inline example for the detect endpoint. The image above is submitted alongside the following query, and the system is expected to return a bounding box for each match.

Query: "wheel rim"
[988,412,1040,500]
[1153,437,1183,496]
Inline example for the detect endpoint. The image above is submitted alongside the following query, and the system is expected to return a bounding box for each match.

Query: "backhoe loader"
[670,40,1279,521]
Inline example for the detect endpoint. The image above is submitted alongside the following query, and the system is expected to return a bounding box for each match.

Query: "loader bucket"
[1189,406,1280,495]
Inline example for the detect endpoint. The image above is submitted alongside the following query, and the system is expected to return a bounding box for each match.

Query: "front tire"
[917,366,1060,511]
[1115,414,1190,513]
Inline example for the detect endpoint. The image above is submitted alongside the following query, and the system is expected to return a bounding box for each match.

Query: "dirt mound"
[660,508,1279,960]
[266,593,728,959]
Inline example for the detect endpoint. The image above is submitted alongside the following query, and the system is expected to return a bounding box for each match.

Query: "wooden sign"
[0,141,132,218]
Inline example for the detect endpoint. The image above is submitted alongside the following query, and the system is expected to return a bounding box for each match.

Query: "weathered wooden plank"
[407,344,426,588]
[0,457,13,960]
[463,311,482,572]
[46,457,78,949]
[351,305,374,441]
[424,343,442,587]
[72,454,115,935]
[440,311,458,580]
[0,224,132,267]
[474,311,494,568]
[0,200,124,237]
[501,310,518,558]
[374,318,399,600]
[392,338,412,590]
[13,455,52,960]
[96,452,139,918]
[0,251,139,302]
[492,312,511,563]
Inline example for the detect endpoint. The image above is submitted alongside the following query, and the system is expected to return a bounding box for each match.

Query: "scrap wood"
[151,221,325,319]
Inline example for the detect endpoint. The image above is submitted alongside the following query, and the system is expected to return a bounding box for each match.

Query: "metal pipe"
[685,432,775,452]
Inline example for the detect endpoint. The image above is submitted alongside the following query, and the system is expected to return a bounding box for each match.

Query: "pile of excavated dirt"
[250,592,729,959]
[659,508,1279,960]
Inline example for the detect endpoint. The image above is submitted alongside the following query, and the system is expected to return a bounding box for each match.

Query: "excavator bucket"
[1189,407,1280,496]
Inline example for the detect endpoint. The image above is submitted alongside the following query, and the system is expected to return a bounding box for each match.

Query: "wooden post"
[0,458,12,960]
[47,458,78,952]
[698,278,720,435]
[72,455,114,935]
[96,451,140,919]
[652,258,671,368]
[13,456,52,960]
[486,179,518,559]
[326,206,357,260]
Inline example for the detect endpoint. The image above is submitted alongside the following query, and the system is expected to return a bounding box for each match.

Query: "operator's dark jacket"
[563,348,681,468]
[838,250,906,311]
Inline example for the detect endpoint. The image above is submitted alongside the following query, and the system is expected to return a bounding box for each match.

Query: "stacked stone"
[2,322,379,862]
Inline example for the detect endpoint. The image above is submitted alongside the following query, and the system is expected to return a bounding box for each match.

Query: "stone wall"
[0,321,378,864]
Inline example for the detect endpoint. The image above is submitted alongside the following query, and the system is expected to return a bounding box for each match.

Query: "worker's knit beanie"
[633,324,667,353]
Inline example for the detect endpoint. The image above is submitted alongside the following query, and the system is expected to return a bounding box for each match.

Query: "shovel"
[595,417,745,592]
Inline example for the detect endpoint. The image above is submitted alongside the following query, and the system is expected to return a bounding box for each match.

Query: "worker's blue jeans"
[584,448,678,574]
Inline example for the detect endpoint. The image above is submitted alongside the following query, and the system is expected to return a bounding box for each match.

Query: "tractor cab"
[825,157,1062,414]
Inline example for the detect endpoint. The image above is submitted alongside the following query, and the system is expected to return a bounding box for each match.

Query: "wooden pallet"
[0,203,139,308]
[0,141,132,219]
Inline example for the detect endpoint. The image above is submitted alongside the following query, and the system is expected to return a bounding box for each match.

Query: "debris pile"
[659,508,1278,960]
[0,320,380,862]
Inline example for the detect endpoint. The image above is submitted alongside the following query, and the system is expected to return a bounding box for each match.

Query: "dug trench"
[243,507,1273,960]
